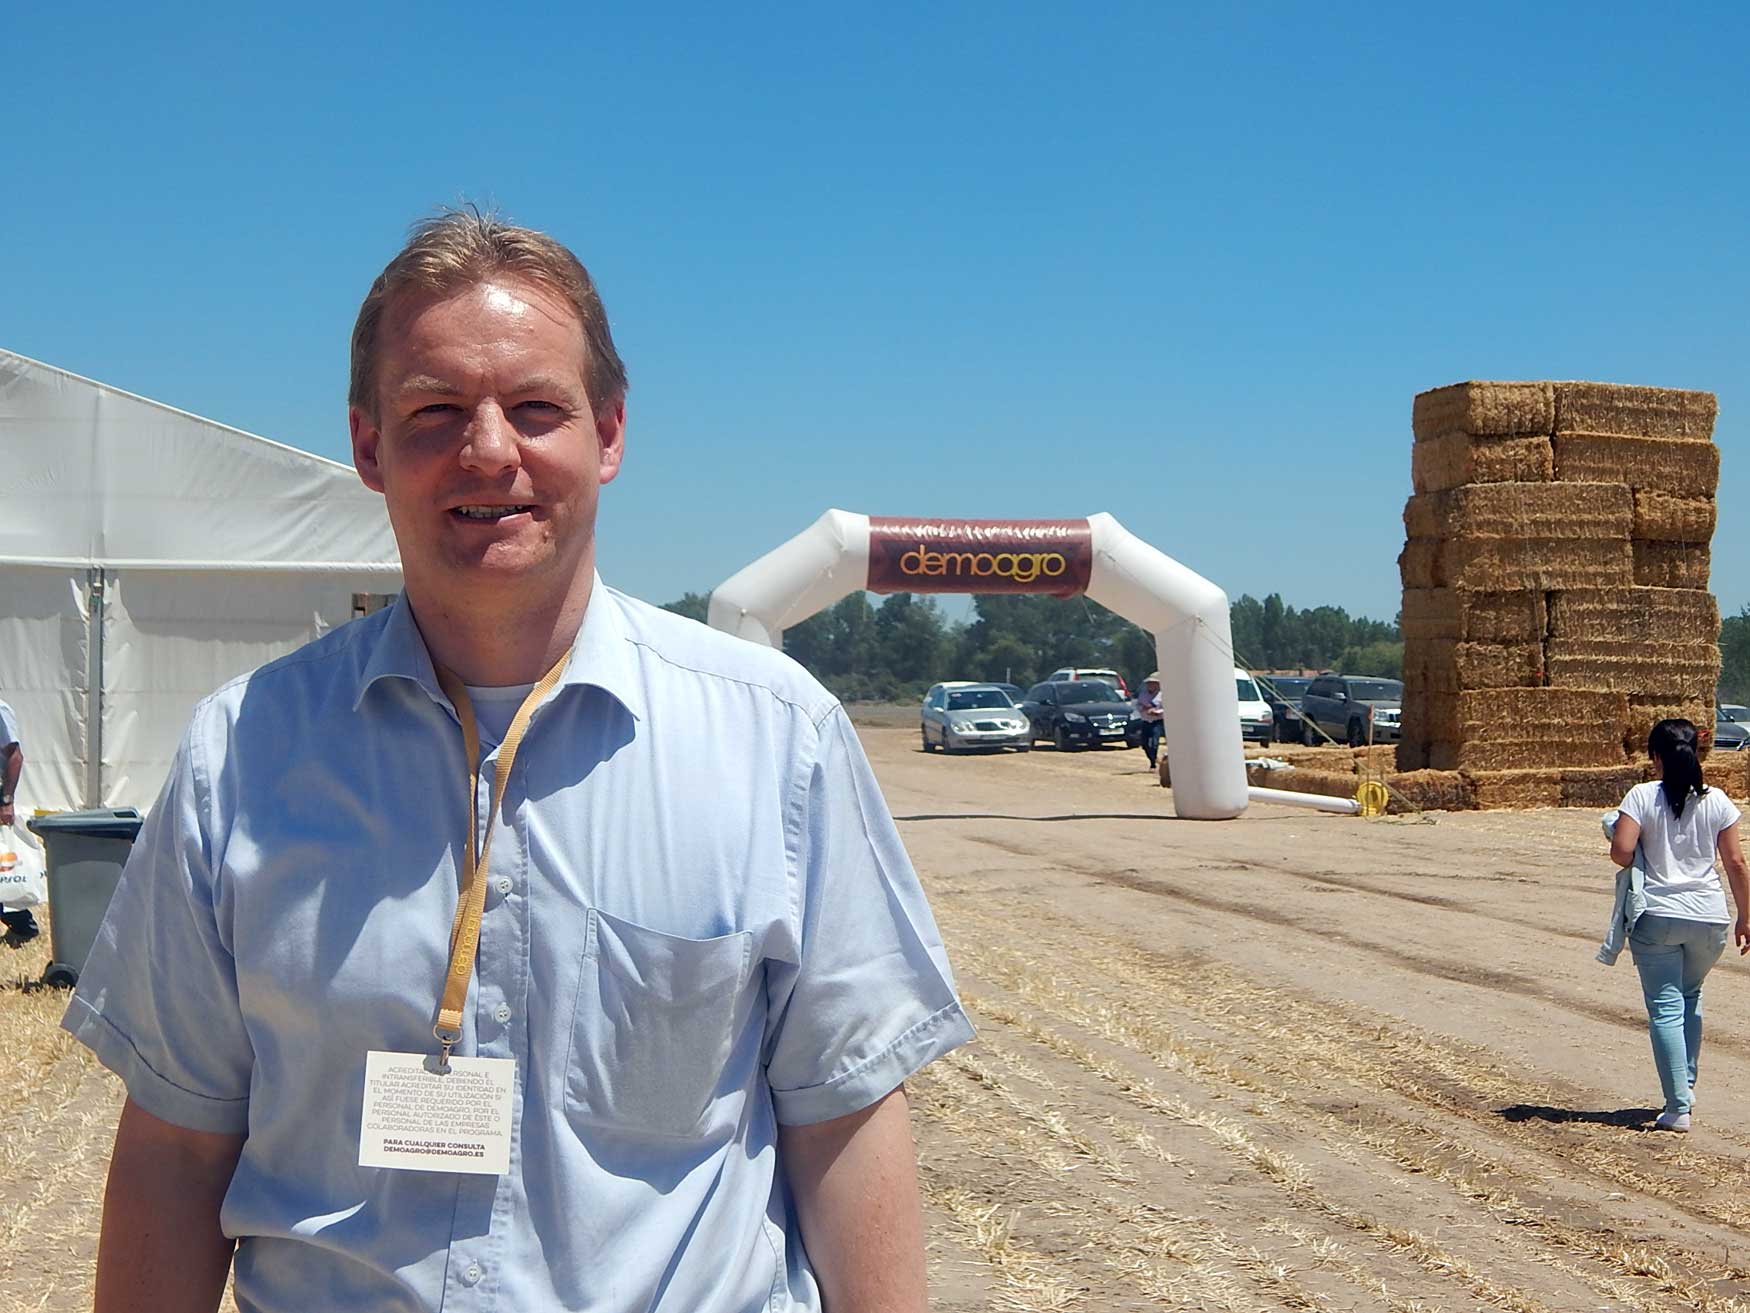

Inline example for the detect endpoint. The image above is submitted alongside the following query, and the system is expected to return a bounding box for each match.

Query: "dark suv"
[1299,675,1403,747]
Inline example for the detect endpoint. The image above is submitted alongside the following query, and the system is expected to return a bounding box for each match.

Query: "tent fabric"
[1,349,401,811]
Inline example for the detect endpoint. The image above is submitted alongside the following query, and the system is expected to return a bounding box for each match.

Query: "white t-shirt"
[1619,780,1742,923]
[462,683,537,749]
[0,699,20,751]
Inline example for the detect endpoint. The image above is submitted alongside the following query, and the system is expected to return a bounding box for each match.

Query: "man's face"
[350,276,625,611]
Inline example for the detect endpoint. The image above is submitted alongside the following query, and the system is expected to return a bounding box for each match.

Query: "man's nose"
[459,402,520,474]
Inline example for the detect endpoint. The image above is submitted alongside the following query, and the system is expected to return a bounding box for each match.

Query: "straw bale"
[1403,483,1631,541]
[1440,537,1632,591]
[1262,746,1357,775]
[1404,639,1542,692]
[1553,433,1720,497]
[1560,766,1646,809]
[1433,739,1628,771]
[1703,755,1749,800]
[1413,381,1554,441]
[1553,382,1718,440]
[1401,588,1546,643]
[1386,769,1475,813]
[1632,541,1710,590]
[1412,433,1554,492]
[1247,767,1362,801]
[1544,639,1720,700]
[1351,744,1399,774]
[1466,769,1564,809]
[1627,700,1714,756]
[1395,738,1428,771]
[1462,686,1631,731]
[1546,587,1718,642]
[1399,539,1439,589]
[1632,491,1717,543]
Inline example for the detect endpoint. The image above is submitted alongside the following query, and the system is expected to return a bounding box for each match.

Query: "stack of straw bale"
[1393,380,1721,808]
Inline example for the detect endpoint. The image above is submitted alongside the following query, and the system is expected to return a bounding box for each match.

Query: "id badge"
[358,1051,516,1175]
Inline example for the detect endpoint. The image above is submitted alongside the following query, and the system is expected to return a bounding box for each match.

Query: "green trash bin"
[26,809,144,988]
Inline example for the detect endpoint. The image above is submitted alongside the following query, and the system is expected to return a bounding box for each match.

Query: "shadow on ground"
[1497,1104,1661,1129]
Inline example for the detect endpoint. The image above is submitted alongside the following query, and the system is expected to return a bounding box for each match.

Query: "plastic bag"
[0,823,47,908]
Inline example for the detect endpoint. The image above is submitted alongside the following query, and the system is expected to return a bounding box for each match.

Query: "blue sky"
[5,4,1745,623]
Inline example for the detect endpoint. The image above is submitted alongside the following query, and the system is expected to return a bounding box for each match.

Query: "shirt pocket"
[564,907,753,1139]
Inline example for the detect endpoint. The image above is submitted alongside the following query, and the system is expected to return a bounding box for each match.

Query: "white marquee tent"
[0,349,402,812]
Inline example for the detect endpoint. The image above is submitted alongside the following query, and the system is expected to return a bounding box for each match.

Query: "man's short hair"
[350,207,628,418]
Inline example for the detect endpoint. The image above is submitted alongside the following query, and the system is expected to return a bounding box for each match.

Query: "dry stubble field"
[8,716,1750,1311]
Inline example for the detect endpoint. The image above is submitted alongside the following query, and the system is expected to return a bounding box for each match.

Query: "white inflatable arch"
[707,510,1249,819]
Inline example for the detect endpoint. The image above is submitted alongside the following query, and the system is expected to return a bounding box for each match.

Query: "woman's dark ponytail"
[1648,718,1707,819]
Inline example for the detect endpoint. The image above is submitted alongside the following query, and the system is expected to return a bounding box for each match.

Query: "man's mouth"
[452,505,533,521]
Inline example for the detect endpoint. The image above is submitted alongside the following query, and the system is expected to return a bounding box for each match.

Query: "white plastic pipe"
[1247,785,1362,815]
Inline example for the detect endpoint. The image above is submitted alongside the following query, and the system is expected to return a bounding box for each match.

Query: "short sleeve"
[763,706,974,1125]
[1619,782,1651,828]
[0,702,19,751]
[1711,789,1743,837]
[61,722,254,1134]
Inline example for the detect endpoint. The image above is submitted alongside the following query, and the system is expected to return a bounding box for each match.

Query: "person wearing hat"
[1136,672,1165,768]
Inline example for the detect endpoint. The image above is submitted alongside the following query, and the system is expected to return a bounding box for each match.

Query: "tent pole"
[85,568,106,809]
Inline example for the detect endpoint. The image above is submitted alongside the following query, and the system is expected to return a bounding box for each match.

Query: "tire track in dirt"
[959,831,1750,1059]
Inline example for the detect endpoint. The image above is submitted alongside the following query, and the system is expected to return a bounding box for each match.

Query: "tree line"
[1718,608,1750,705]
[662,590,1404,703]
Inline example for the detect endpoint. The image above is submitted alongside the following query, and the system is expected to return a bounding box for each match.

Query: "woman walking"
[1611,718,1750,1132]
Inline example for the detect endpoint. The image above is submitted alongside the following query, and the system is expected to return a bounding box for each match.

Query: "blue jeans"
[1628,914,1728,1114]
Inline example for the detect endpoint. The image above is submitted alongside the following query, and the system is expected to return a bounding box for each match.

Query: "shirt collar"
[355,575,645,721]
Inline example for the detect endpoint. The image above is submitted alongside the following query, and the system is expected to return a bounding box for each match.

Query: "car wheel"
[1017,742,1032,752]
[1346,718,1366,748]
[1055,724,1075,752]
[921,725,936,753]
[1302,720,1319,747]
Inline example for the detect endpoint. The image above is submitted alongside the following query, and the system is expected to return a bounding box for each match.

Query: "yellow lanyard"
[431,649,571,1060]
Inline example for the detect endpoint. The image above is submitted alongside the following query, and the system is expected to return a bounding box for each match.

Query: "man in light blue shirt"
[66,211,973,1312]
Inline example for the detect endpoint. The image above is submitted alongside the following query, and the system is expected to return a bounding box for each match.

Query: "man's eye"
[414,403,461,417]
[518,400,560,413]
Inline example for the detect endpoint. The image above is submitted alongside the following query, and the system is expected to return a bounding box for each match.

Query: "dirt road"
[8,719,1750,1311]
[875,723,1750,1312]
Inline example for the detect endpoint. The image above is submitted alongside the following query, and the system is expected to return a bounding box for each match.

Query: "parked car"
[1715,709,1750,751]
[993,682,1026,705]
[1235,670,1274,744]
[1020,679,1131,750]
[1721,703,1750,725]
[1046,667,1132,699]
[1259,675,1315,743]
[921,682,1032,753]
[1299,674,1404,746]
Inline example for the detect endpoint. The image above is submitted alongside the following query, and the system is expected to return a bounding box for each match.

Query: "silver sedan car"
[921,682,1032,753]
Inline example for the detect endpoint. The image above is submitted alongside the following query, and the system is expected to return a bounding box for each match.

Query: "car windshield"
[1236,677,1262,702]
[1722,705,1750,722]
[948,689,1013,710]
[1267,678,1313,699]
[1349,680,1403,702]
[1058,681,1119,704]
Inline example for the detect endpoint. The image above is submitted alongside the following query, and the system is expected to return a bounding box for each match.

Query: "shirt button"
[496,876,512,895]
[493,1003,512,1024]
[462,1263,483,1286]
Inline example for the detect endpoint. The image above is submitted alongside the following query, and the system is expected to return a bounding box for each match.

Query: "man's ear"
[596,398,627,486]
[350,406,386,493]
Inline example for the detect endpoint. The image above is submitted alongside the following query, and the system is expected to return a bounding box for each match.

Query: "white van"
[1235,669,1273,744]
